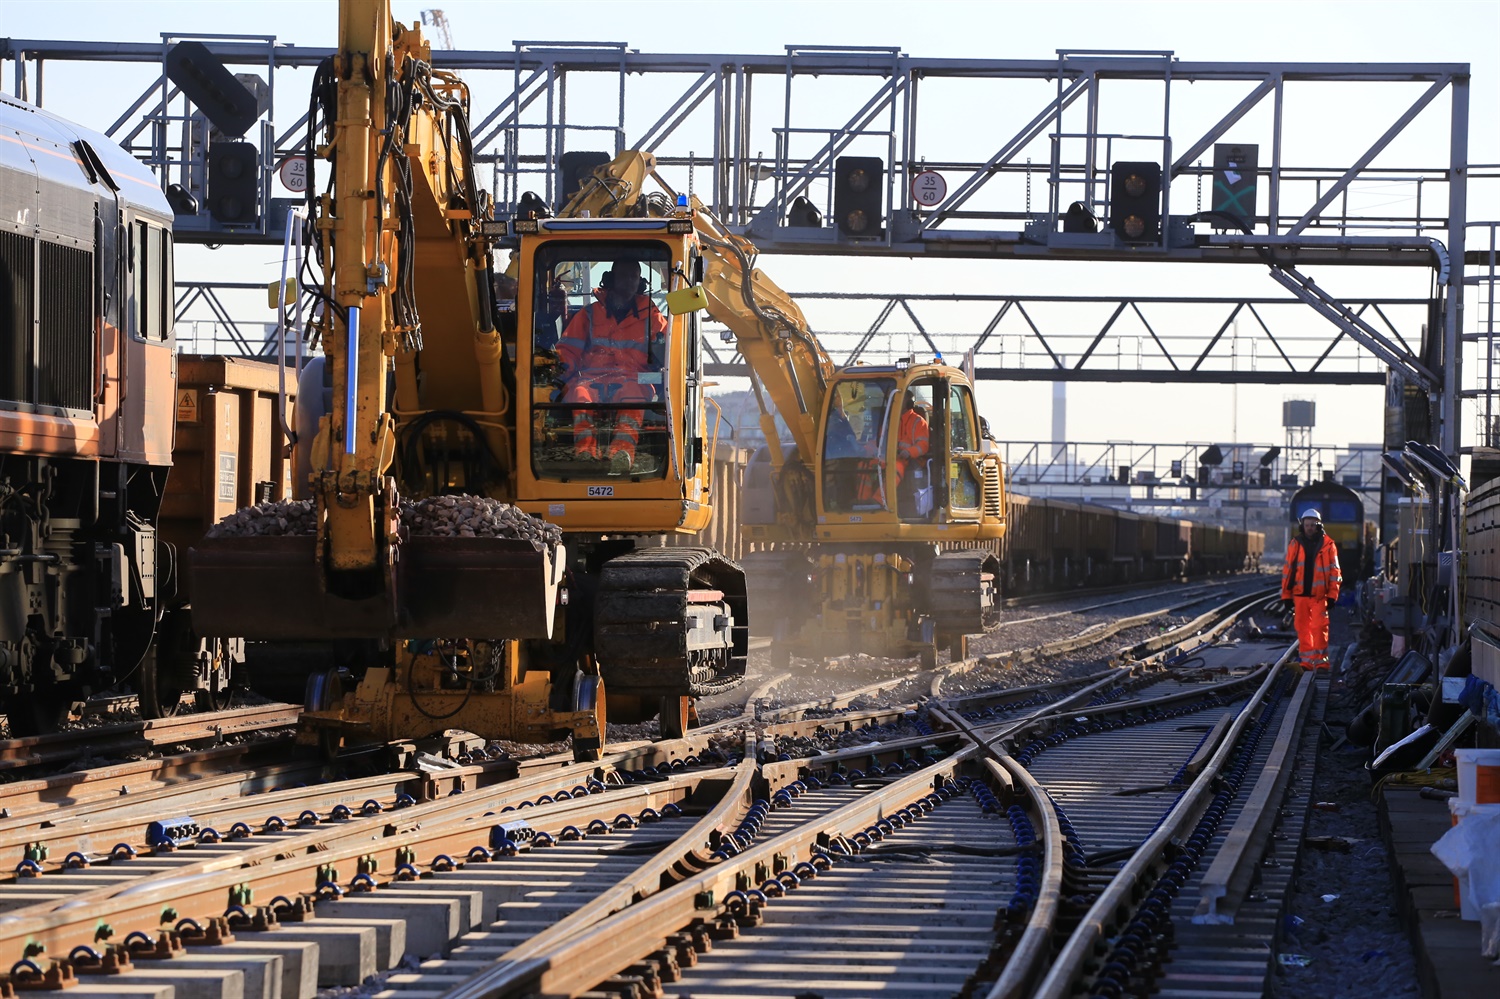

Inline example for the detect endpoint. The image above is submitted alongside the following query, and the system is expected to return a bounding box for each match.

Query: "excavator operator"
[895,390,930,482]
[553,258,668,475]
[895,390,932,518]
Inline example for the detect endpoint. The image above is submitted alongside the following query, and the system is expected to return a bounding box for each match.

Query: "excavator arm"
[190,0,557,644]
[310,0,503,581]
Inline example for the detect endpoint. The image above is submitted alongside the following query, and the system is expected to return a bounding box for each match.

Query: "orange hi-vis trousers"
[1293,596,1330,669]
[564,374,652,462]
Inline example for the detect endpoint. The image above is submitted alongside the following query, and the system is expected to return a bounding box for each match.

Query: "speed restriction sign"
[911,170,946,208]
[278,155,309,193]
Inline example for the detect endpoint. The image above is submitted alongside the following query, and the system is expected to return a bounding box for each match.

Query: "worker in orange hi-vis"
[554,259,667,475]
[894,391,930,483]
[1280,509,1342,669]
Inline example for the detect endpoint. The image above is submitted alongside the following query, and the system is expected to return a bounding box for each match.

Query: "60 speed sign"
[911,170,947,208]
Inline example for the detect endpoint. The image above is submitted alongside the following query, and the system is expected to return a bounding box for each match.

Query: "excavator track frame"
[594,546,748,700]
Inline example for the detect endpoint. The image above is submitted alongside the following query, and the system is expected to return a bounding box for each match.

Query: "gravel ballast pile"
[207,495,561,549]
[207,498,317,537]
[401,495,562,547]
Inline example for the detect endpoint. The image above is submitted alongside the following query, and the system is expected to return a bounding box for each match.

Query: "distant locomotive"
[1290,479,1371,583]
[0,92,218,730]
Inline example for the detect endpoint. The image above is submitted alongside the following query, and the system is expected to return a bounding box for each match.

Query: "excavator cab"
[512,225,715,535]
[527,243,671,481]
[815,364,999,535]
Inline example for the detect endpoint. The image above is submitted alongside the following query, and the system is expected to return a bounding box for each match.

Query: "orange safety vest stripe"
[558,293,666,374]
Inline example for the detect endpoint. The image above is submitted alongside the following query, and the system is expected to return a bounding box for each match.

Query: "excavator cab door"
[893,378,938,522]
[818,377,897,517]
[679,252,706,479]
[943,379,985,519]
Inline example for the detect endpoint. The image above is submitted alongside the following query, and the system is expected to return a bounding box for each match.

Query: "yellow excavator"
[187,0,746,759]
[547,152,1009,667]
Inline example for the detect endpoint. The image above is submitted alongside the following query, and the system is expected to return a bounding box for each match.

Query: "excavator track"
[926,550,1002,639]
[594,546,748,699]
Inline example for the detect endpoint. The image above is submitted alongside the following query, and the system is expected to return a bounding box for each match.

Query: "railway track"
[0,582,1307,999]
[0,703,302,773]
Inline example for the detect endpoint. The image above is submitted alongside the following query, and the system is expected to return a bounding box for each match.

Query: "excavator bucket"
[186,535,562,641]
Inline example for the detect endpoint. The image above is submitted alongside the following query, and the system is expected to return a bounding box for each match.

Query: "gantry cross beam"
[3,38,1481,450]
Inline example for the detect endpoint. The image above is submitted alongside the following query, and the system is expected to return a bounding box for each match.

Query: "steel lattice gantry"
[2,38,1487,452]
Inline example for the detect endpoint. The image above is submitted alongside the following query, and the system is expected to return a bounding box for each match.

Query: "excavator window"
[821,378,894,512]
[948,382,982,510]
[529,240,673,480]
[896,381,936,520]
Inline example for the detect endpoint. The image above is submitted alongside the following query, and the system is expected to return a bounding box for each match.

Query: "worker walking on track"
[555,258,667,474]
[1280,509,1342,669]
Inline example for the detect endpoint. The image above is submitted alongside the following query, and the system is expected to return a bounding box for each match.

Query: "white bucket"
[1455,749,1500,805]
[1447,799,1500,920]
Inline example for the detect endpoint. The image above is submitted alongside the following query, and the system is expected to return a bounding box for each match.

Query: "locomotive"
[0,92,219,730]
[1290,478,1372,583]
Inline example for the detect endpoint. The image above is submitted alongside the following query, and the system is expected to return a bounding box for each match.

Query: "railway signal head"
[1109,161,1162,244]
[207,141,260,226]
[164,41,260,138]
[834,156,884,238]
[556,151,612,211]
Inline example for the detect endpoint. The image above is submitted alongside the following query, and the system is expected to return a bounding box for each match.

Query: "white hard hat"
[1300,509,1323,522]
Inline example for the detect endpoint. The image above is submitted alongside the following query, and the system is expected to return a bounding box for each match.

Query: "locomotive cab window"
[131,221,170,342]
[529,240,672,481]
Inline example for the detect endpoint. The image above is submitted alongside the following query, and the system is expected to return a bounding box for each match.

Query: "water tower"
[1283,398,1315,487]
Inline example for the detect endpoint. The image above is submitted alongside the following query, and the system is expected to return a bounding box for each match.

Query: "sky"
[4,0,1497,453]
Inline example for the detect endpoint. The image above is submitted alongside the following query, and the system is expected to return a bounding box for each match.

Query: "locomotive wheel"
[139,646,185,719]
[659,695,695,740]
[571,674,607,764]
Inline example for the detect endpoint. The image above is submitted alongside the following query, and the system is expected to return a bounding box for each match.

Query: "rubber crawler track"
[594,546,749,697]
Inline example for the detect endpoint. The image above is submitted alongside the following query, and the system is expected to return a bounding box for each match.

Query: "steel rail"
[932,591,1236,698]
[937,664,1130,716]
[983,753,1064,999]
[420,596,1279,998]
[0,769,450,873]
[0,703,302,771]
[1193,665,1316,923]
[25,745,719,888]
[0,742,295,816]
[994,580,1234,624]
[1031,644,1296,999]
[0,766,739,967]
[439,752,975,999]
[1122,586,1282,663]
[496,763,759,964]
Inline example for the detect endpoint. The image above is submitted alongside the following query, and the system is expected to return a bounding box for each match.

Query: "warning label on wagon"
[177,388,199,423]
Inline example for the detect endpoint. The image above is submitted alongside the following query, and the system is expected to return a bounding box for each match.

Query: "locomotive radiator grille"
[36,241,94,413]
[0,230,36,406]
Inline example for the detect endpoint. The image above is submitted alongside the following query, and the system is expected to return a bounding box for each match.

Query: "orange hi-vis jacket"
[557,291,667,376]
[1280,531,1342,602]
[895,408,930,479]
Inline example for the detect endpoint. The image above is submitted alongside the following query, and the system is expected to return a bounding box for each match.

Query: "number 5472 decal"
[587,485,615,498]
